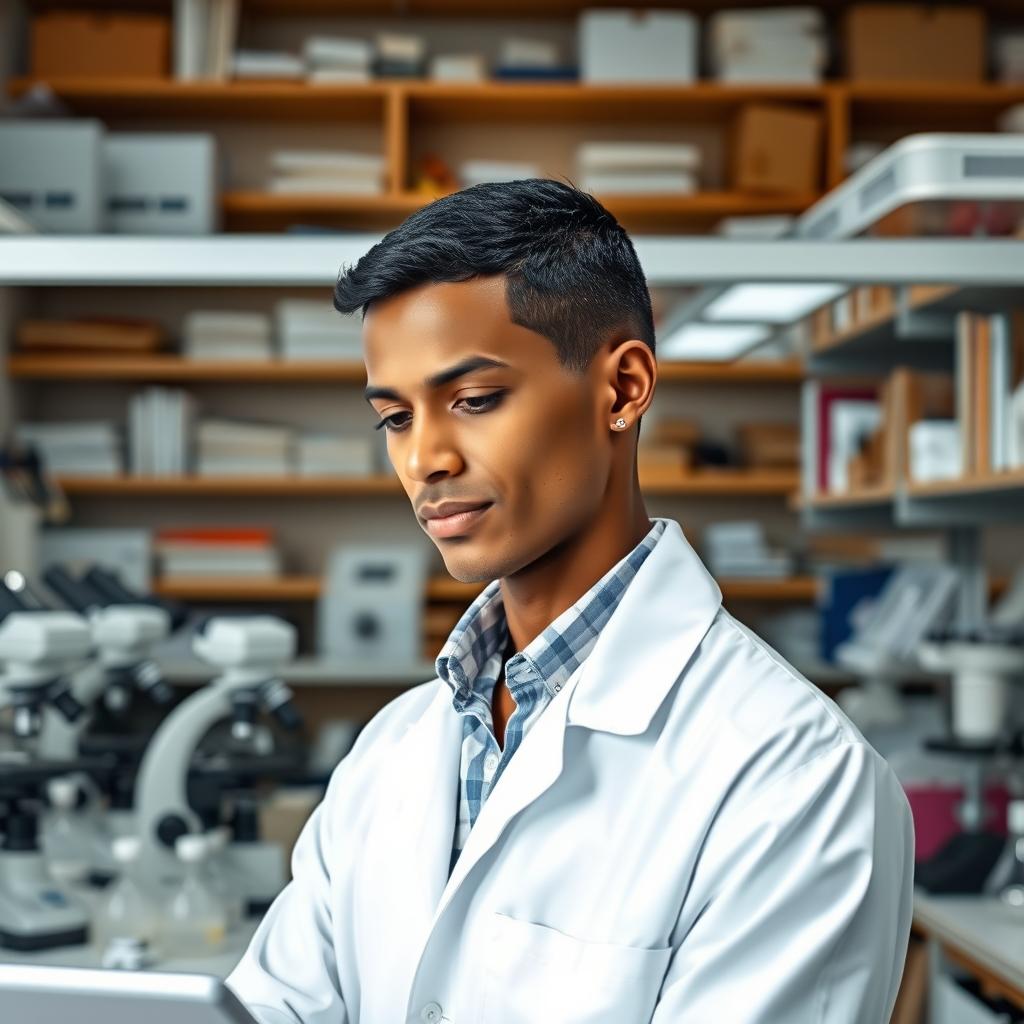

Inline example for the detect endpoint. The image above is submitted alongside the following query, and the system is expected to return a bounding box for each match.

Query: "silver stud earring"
[613,417,627,430]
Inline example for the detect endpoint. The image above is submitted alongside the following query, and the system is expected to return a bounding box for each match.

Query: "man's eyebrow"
[363,355,510,403]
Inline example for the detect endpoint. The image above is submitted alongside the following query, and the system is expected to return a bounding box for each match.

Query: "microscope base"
[0,855,90,951]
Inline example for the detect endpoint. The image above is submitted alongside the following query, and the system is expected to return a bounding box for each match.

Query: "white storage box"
[103,133,218,235]
[579,9,697,84]
[0,120,104,233]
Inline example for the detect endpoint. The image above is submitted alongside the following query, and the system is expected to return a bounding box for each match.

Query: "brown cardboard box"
[844,5,986,83]
[732,104,823,195]
[31,12,170,79]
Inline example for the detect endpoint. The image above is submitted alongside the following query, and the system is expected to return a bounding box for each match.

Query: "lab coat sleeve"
[649,741,914,1024]
[225,755,354,1024]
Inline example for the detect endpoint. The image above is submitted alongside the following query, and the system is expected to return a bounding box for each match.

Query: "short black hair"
[334,178,655,372]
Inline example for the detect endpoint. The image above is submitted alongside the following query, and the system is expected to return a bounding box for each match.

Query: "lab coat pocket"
[481,912,672,1024]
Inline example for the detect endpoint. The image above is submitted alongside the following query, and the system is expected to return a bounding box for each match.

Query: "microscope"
[133,614,304,915]
[0,581,95,950]
[915,570,1024,893]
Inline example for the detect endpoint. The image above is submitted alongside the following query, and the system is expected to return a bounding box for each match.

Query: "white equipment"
[0,584,94,950]
[317,544,427,666]
[133,615,299,909]
[0,120,104,233]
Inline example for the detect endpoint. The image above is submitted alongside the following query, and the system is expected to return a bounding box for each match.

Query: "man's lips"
[419,501,493,538]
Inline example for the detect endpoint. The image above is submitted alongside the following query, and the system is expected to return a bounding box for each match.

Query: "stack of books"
[232,50,304,80]
[576,142,701,195]
[708,8,825,84]
[303,36,373,84]
[183,311,273,361]
[458,160,541,188]
[374,33,426,77]
[16,422,122,478]
[196,419,293,477]
[156,526,281,579]
[268,150,386,196]
[297,434,376,477]
[703,522,793,580]
[495,37,575,81]
[128,387,196,476]
[276,299,363,361]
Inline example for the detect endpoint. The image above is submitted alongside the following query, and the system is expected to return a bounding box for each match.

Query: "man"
[227,179,913,1023]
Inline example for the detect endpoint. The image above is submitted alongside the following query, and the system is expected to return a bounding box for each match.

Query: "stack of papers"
[128,387,196,476]
[196,419,293,477]
[577,142,701,195]
[17,422,122,478]
[297,434,376,477]
[703,521,793,579]
[268,150,386,196]
[183,311,273,361]
[708,7,825,84]
[276,299,363,361]
[304,36,373,84]
[430,54,487,82]
[232,50,304,80]
[375,33,426,78]
[156,527,281,579]
[458,160,541,187]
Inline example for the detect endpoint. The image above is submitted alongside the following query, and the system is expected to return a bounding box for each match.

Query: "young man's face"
[362,275,615,583]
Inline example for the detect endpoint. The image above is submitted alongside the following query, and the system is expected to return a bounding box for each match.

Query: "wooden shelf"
[639,467,799,496]
[55,475,403,496]
[7,354,802,384]
[154,576,322,601]
[152,574,821,603]
[8,78,826,121]
[56,469,797,498]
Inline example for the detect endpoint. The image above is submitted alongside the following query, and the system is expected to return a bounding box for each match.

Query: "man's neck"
[498,494,651,656]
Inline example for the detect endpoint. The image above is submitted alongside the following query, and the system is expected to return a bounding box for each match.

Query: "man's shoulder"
[664,608,884,799]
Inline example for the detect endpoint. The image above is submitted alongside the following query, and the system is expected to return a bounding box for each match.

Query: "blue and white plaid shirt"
[436,518,665,875]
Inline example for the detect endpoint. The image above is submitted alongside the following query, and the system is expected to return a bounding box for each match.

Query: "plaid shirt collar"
[435,519,666,705]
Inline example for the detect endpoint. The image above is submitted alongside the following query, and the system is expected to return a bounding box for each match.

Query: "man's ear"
[598,339,657,433]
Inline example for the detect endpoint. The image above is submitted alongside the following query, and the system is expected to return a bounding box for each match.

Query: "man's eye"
[457,392,505,414]
[374,412,411,432]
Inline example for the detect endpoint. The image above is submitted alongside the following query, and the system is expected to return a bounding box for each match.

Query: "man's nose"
[404,413,464,483]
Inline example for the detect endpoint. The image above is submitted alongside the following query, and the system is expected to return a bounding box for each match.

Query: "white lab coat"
[227,518,914,1024]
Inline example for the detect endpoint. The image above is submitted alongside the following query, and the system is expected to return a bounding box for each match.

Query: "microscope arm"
[135,681,232,857]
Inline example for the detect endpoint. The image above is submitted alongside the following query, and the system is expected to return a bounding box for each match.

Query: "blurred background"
[2,3,1024,1020]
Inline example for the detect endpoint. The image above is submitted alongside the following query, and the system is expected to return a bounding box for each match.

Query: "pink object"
[904,782,1010,861]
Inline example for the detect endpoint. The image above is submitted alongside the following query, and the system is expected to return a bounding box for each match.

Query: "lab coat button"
[420,1002,443,1022]
[484,753,499,776]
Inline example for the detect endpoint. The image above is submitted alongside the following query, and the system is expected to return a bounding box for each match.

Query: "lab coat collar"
[565,517,722,736]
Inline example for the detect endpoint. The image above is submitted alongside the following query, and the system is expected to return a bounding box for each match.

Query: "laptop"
[0,963,259,1023]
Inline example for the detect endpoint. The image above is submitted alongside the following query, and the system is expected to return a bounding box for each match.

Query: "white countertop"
[914,890,1024,996]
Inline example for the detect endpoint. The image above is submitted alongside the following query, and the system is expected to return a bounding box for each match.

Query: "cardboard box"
[732,104,823,195]
[31,12,170,79]
[844,5,986,83]
[579,9,698,84]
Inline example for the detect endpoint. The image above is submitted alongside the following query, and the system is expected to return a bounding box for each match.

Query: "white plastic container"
[92,835,161,963]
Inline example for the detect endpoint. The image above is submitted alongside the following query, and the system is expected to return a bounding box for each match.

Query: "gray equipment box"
[0,964,258,1024]
[104,132,219,235]
[0,120,104,233]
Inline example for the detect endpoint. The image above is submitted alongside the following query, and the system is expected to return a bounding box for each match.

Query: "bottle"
[92,835,160,965]
[205,826,244,931]
[1000,799,1024,909]
[41,777,93,886]
[161,834,228,958]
